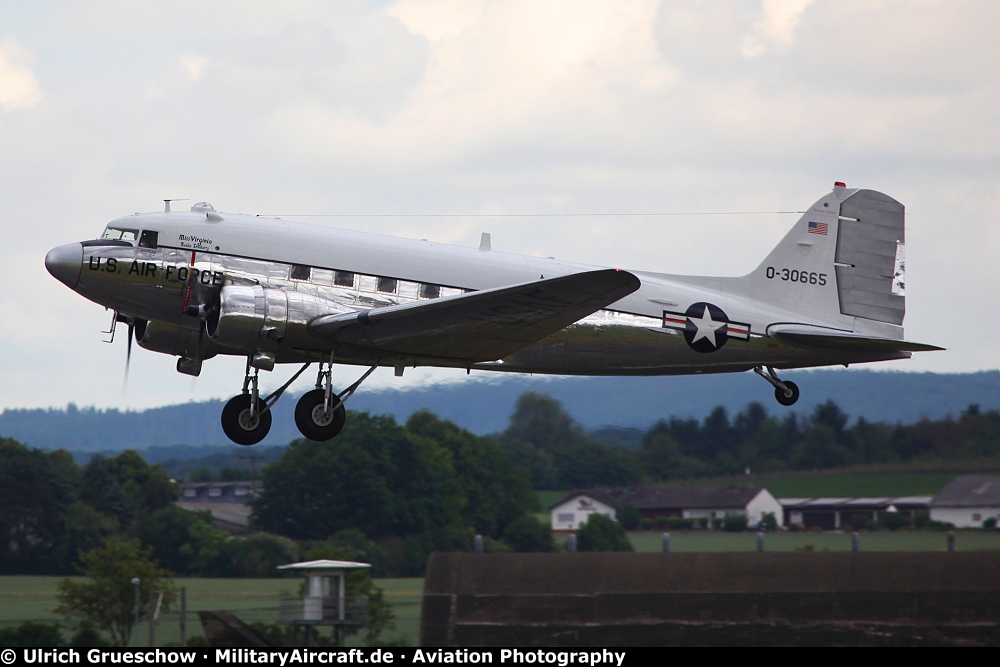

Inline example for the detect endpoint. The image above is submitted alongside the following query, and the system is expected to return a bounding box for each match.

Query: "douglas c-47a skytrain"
[46,183,941,445]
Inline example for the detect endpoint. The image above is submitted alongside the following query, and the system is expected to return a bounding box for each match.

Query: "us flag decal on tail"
[807,221,829,235]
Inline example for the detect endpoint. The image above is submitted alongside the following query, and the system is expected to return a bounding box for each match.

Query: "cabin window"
[138,230,159,249]
[396,281,418,299]
[290,264,311,281]
[420,284,440,299]
[334,271,355,288]
[377,277,397,293]
[103,227,137,241]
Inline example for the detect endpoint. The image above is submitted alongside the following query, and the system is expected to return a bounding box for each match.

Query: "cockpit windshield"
[102,227,137,242]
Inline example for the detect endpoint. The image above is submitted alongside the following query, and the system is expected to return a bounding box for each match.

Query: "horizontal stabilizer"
[309,269,641,363]
[768,324,944,353]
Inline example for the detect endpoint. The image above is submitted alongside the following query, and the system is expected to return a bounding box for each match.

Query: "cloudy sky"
[2,0,997,412]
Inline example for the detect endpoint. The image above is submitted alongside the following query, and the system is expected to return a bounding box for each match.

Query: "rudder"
[835,189,906,325]
[739,183,906,330]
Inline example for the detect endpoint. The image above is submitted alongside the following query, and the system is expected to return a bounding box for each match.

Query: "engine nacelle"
[206,285,352,353]
[137,320,219,376]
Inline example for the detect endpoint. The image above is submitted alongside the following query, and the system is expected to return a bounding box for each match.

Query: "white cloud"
[3,0,1000,412]
[0,37,41,110]
[181,55,209,81]
[741,0,814,58]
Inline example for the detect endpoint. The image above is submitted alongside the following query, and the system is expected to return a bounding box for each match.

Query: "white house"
[930,475,1000,528]
[550,493,617,532]
[550,486,783,532]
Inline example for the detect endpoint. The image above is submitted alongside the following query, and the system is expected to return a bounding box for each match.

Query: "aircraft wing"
[308,269,641,363]
[768,324,944,352]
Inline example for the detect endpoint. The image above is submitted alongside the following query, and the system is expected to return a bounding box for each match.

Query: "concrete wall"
[421,552,1000,647]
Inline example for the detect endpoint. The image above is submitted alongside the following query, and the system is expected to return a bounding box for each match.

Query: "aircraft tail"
[737,183,908,336]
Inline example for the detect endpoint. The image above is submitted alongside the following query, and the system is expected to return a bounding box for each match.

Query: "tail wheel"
[774,380,800,407]
[221,394,272,446]
[294,388,347,441]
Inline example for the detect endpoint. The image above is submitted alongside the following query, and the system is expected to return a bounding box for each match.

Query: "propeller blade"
[122,319,134,395]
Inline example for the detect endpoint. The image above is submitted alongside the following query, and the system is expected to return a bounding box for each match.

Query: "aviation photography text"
[11,648,627,667]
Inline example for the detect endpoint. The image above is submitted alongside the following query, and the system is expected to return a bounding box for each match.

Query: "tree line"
[1,394,998,579]
[496,393,1000,487]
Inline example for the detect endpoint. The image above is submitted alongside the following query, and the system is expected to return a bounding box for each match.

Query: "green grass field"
[1,475,993,646]
[0,576,425,647]
[5,524,999,646]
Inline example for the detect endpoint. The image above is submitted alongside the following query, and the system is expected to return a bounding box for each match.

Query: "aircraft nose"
[45,242,83,289]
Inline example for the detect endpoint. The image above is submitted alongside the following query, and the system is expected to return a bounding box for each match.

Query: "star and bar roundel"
[662,302,751,353]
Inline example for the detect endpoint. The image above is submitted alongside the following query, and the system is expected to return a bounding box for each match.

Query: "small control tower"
[277,559,371,646]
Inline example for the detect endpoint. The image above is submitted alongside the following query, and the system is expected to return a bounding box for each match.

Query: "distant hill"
[1,370,997,453]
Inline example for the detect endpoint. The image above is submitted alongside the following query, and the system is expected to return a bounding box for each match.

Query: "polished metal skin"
[45,186,940,444]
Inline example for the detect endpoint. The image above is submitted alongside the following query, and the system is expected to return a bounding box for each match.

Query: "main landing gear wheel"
[774,380,800,407]
[295,388,347,441]
[754,366,801,408]
[221,394,272,446]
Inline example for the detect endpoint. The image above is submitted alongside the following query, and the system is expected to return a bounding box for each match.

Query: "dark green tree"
[0,439,78,573]
[641,424,684,481]
[615,504,640,530]
[55,538,175,647]
[131,506,201,573]
[252,413,462,540]
[501,516,555,552]
[576,514,633,552]
[405,411,537,538]
[499,393,640,489]
[227,532,300,578]
[82,451,176,530]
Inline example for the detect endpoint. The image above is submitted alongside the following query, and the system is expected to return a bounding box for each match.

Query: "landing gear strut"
[221,357,379,445]
[221,359,311,446]
[754,366,800,407]
[294,360,377,441]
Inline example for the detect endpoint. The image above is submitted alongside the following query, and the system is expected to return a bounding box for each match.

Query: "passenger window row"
[288,263,458,300]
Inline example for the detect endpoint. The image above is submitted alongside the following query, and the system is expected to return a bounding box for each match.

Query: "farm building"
[930,475,1000,528]
[550,486,782,532]
[176,480,262,533]
[780,496,930,530]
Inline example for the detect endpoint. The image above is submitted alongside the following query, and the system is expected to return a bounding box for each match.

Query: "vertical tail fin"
[739,183,906,330]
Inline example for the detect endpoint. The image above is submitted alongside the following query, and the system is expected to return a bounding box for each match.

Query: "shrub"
[722,514,748,532]
[615,504,640,530]
[877,512,910,532]
[501,517,555,552]
[577,514,633,552]
[0,622,65,647]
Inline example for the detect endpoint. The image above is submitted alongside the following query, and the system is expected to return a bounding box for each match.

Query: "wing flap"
[309,269,640,362]
[769,324,943,352]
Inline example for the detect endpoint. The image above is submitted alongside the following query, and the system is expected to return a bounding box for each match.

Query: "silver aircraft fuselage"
[46,185,941,444]
[45,199,909,377]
